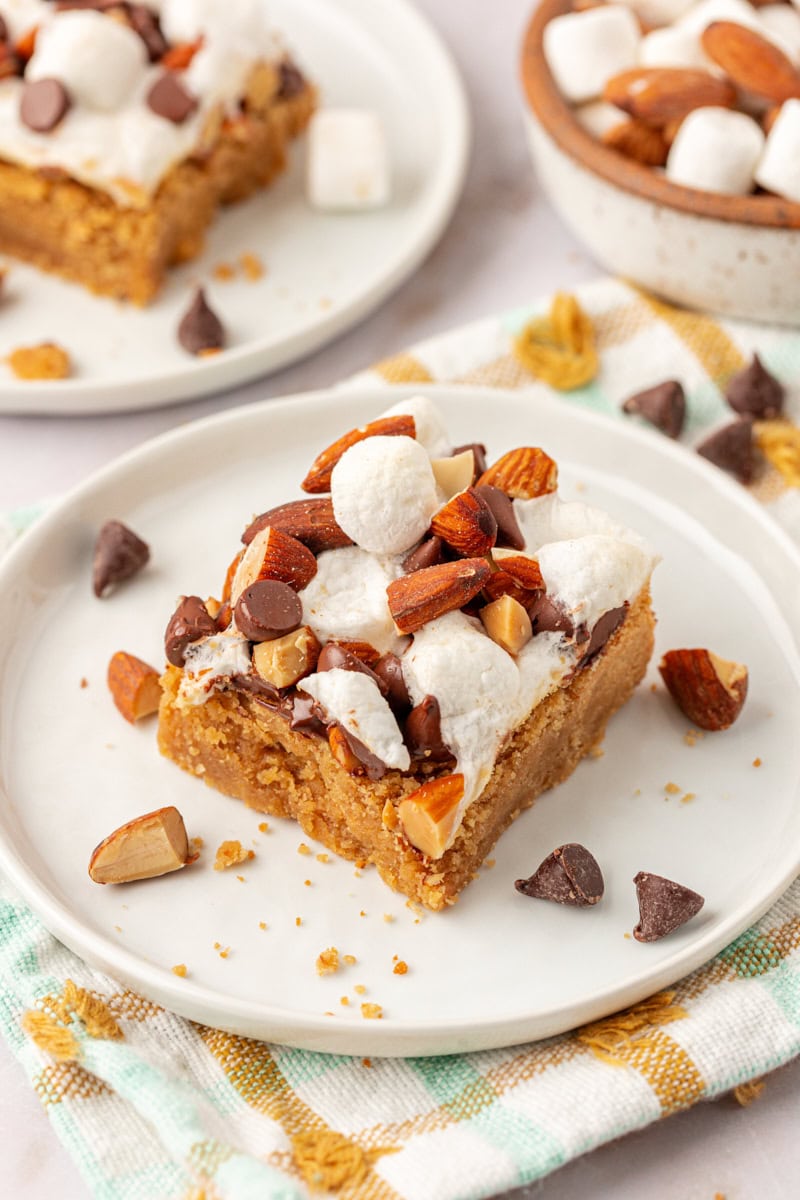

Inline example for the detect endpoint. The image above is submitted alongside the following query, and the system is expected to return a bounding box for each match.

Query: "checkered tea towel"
[1,278,799,1200]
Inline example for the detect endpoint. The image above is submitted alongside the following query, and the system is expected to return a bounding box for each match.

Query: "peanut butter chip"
[147,71,197,123]
[20,78,70,133]
[177,288,225,356]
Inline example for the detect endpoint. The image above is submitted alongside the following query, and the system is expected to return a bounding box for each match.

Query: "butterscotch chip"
[213,840,254,871]
[8,342,70,380]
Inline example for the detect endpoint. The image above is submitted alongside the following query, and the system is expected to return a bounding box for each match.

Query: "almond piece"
[328,724,362,774]
[231,525,317,602]
[161,37,203,70]
[480,594,533,656]
[107,651,162,723]
[88,806,192,884]
[252,625,321,688]
[431,450,476,500]
[484,553,545,608]
[702,22,800,103]
[603,67,736,126]
[431,487,497,557]
[398,774,465,859]
[387,558,492,634]
[659,648,748,731]
[326,639,381,668]
[301,415,416,494]
[222,550,243,603]
[477,447,558,500]
[241,497,353,554]
[602,119,669,166]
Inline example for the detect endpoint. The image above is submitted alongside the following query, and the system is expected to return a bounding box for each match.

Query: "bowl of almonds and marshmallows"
[521,0,800,323]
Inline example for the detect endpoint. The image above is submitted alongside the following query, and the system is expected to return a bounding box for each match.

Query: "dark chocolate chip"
[128,4,168,61]
[177,287,225,356]
[405,695,453,762]
[529,593,575,637]
[451,442,487,481]
[234,580,302,643]
[622,380,686,439]
[696,417,754,483]
[633,871,704,942]
[277,58,305,99]
[403,536,444,573]
[92,519,150,597]
[373,652,411,716]
[20,78,70,133]
[515,843,604,906]
[582,604,627,662]
[473,484,525,550]
[725,354,783,420]
[290,694,327,735]
[317,642,386,695]
[147,70,197,123]
[165,595,217,666]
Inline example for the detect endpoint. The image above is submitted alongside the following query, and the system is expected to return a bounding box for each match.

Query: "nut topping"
[301,415,416,494]
[241,497,353,554]
[165,595,217,666]
[659,648,748,731]
[231,525,317,601]
[252,625,320,689]
[603,67,736,126]
[398,774,465,859]
[93,519,150,598]
[477,447,558,500]
[431,487,497,557]
[88,806,193,884]
[602,119,669,167]
[480,594,533,656]
[107,651,162,723]
[702,22,800,104]
[387,558,492,634]
[430,450,476,500]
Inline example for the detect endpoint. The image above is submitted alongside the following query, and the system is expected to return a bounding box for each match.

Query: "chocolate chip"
[473,485,524,550]
[147,70,197,123]
[582,604,627,663]
[633,871,704,942]
[622,380,686,439]
[20,78,70,133]
[529,593,575,637]
[373,652,411,716]
[403,536,444,573]
[451,442,487,481]
[405,695,453,762]
[234,580,302,643]
[696,417,754,483]
[335,723,387,781]
[515,843,604,906]
[177,287,225,356]
[317,642,386,695]
[165,595,217,666]
[128,4,168,61]
[92,519,150,597]
[725,354,783,419]
[277,58,305,99]
[290,694,327,735]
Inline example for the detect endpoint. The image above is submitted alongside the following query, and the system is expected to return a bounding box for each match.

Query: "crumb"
[114,925,122,933]
[624,932,631,939]
[340,996,350,1006]
[316,853,329,863]
[213,840,254,871]
[664,782,681,795]
[319,297,333,310]
[295,917,302,927]
[355,859,367,870]
[362,1057,373,1067]
[239,252,265,281]
[191,836,204,851]
[218,947,230,959]
[484,859,496,870]
[316,947,340,976]
[393,961,408,976]
[650,682,658,693]
[297,843,311,856]
[172,964,187,978]
[680,792,696,804]
[324,1011,334,1017]
[359,910,367,918]
[361,1003,383,1020]
[8,342,71,380]
[383,914,394,923]
[79,677,88,689]
[354,869,362,877]
[258,821,269,833]
[354,984,366,995]
[753,757,762,767]
[304,879,312,887]
[213,262,236,281]
[589,745,605,759]
[684,729,704,746]
[213,941,221,950]
[236,874,246,882]
[392,954,398,962]
[405,900,424,917]
[633,788,642,796]
[258,922,267,931]
[342,954,357,966]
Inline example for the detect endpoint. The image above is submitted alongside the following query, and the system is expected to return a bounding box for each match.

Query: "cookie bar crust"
[0,81,315,305]
[158,588,655,911]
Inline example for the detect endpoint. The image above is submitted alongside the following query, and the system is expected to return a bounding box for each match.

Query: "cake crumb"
[316,853,330,863]
[340,996,350,1006]
[362,1057,373,1067]
[236,874,246,882]
[484,859,496,870]
[650,682,658,693]
[393,961,408,976]
[258,821,269,833]
[191,836,204,851]
[80,677,89,689]
[361,1003,382,1020]
[633,788,642,796]
[354,984,366,995]
[680,792,696,805]
[343,954,357,966]
[316,947,340,976]
[624,932,632,939]
[172,964,187,978]
[304,879,312,887]
[213,941,220,949]
[382,914,394,923]
[297,843,311,856]
[8,342,71,380]
[218,947,230,959]
[589,744,605,759]
[240,252,265,280]
[664,782,681,795]
[753,757,762,767]
[684,729,705,747]
[114,925,122,933]
[354,869,362,877]
[258,922,267,931]
[295,917,302,927]
[213,262,236,281]
[359,910,367,918]
[213,840,254,871]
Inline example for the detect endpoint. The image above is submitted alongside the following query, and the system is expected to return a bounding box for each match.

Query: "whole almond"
[302,415,416,494]
[387,558,492,634]
[241,497,353,554]
[603,67,736,126]
[659,648,748,731]
[702,22,800,103]
[477,447,558,500]
[231,525,317,601]
[602,119,669,167]
[107,651,162,723]
[431,487,497,557]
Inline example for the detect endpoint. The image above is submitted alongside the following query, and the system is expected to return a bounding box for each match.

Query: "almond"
[301,415,416,494]
[325,639,381,668]
[252,625,321,689]
[107,651,162,723]
[702,22,800,103]
[398,774,465,859]
[88,806,193,884]
[659,648,748,731]
[480,594,533,656]
[430,450,476,500]
[161,37,203,70]
[241,497,353,554]
[222,549,243,603]
[603,67,736,126]
[477,447,558,500]
[430,487,497,557]
[602,119,669,166]
[387,558,492,634]
[484,553,545,608]
[328,723,362,774]
[231,525,317,602]
[14,26,37,63]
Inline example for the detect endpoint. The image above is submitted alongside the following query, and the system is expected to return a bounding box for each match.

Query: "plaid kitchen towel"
[1,277,799,1200]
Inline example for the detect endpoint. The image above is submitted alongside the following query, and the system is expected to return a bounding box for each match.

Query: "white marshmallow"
[638,27,715,71]
[380,395,451,458]
[307,109,390,211]
[574,101,629,139]
[754,98,800,202]
[27,11,147,111]
[666,106,765,194]
[3,0,51,42]
[611,0,694,30]
[537,535,654,631]
[758,5,800,65]
[514,493,654,559]
[299,668,410,771]
[677,0,762,36]
[160,0,268,45]
[177,628,251,707]
[300,545,402,654]
[543,7,641,105]
[331,436,439,556]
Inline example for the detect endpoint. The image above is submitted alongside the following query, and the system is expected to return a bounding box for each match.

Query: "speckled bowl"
[521,0,800,325]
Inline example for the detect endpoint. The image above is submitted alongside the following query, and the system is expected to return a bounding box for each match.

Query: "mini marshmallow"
[537,535,654,631]
[754,98,800,202]
[612,0,694,30]
[678,0,762,37]
[758,5,800,65]
[575,101,629,140]
[299,668,410,771]
[666,107,765,195]
[515,493,654,559]
[638,27,715,71]
[307,109,390,211]
[27,11,147,111]
[161,0,268,45]
[300,545,402,654]
[178,628,251,708]
[543,7,640,105]
[380,394,451,458]
[331,435,438,556]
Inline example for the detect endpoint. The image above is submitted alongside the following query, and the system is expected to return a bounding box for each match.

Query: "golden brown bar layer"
[158,588,655,910]
[0,79,316,305]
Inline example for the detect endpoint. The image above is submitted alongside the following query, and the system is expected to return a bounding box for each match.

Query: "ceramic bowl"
[521,0,800,325]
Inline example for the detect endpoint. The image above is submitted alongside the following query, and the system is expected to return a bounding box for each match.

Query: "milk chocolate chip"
[234,580,302,642]
[165,596,217,666]
[473,485,524,550]
[93,519,150,598]
[373,652,411,715]
[20,78,70,132]
[405,695,453,762]
[725,354,783,420]
[317,642,386,695]
[622,380,686,439]
[403,536,444,574]
[147,71,197,123]
[696,418,754,483]
[177,288,225,356]
[515,844,604,907]
[633,871,704,942]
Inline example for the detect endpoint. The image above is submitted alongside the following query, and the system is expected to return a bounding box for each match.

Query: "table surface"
[1,1,799,1197]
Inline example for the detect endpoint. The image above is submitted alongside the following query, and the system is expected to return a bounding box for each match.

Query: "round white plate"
[1,385,799,1057]
[0,0,469,416]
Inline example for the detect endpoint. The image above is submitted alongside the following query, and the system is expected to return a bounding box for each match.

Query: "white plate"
[0,0,469,416]
[1,385,799,1057]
